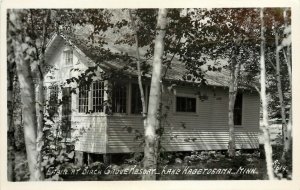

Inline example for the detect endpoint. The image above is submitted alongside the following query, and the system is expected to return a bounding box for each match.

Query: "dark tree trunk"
[7,62,16,181]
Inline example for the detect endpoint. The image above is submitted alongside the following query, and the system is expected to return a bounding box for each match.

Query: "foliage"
[14,151,30,181]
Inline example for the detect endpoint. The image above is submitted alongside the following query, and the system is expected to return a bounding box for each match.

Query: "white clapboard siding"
[73,115,107,153]
[105,86,260,153]
[107,115,144,153]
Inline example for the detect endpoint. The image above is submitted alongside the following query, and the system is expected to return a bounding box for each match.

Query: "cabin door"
[62,87,71,140]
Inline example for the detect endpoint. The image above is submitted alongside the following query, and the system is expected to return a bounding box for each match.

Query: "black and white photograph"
[1,0,299,189]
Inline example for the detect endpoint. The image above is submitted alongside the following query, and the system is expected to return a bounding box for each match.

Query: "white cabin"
[43,33,260,156]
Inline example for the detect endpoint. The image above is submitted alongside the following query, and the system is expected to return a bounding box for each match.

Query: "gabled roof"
[45,33,253,89]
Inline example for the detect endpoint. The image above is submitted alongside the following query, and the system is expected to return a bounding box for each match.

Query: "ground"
[12,124,292,181]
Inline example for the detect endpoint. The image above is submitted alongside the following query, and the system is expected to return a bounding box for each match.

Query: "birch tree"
[260,8,275,180]
[281,8,292,160]
[274,22,288,161]
[29,10,52,180]
[8,10,44,181]
[227,46,241,157]
[143,9,168,180]
[264,8,291,162]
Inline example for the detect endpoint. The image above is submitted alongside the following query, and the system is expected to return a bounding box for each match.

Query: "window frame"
[174,91,198,115]
[176,96,197,113]
[77,81,106,115]
[78,83,89,114]
[91,81,105,113]
[63,49,73,66]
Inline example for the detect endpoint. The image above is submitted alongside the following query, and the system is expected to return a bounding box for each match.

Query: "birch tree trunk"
[143,8,168,180]
[282,8,292,160]
[228,49,241,157]
[35,66,45,180]
[35,10,50,180]
[9,10,43,181]
[274,28,288,161]
[260,8,274,180]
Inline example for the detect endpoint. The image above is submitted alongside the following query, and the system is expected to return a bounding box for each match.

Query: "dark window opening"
[234,93,243,125]
[131,83,147,114]
[62,87,71,139]
[176,96,196,112]
[112,83,127,113]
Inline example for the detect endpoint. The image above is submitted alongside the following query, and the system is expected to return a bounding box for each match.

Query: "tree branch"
[129,10,147,117]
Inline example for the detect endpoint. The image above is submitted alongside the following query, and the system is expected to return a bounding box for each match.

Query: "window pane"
[187,97,196,112]
[176,96,196,113]
[79,84,89,113]
[64,50,73,65]
[92,81,104,112]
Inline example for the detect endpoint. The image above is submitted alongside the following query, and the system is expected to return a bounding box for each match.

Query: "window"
[62,87,71,138]
[131,83,146,114]
[78,84,89,113]
[92,81,105,112]
[176,96,196,112]
[78,81,126,114]
[63,50,73,65]
[78,81,105,113]
[234,93,243,125]
[49,85,59,116]
[112,83,127,113]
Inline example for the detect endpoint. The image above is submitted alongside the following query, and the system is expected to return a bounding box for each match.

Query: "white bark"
[274,28,288,161]
[260,8,274,180]
[282,8,292,158]
[143,9,168,180]
[34,10,50,180]
[10,10,43,181]
[228,49,241,157]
